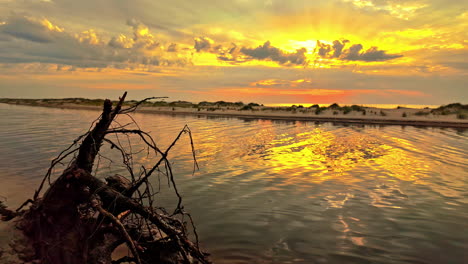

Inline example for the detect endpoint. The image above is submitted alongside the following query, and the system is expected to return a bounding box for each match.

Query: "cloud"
[316,40,332,57]
[167,43,177,52]
[108,34,134,48]
[332,40,349,58]
[192,39,308,66]
[240,41,308,65]
[316,40,403,62]
[342,0,428,20]
[343,45,403,61]
[0,15,63,43]
[250,78,313,88]
[0,14,191,69]
[194,36,213,52]
[216,43,244,63]
[108,19,161,50]
[124,19,161,50]
[76,29,102,45]
[344,44,364,60]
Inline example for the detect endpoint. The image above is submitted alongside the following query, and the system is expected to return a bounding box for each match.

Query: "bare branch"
[93,201,142,264]
[119,96,168,115]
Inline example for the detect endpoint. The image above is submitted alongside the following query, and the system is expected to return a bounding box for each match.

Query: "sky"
[0,0,467,105]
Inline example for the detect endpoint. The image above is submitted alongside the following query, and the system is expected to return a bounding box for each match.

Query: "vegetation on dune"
[409,103,468,119]
[0,98,259,109]
[414,111,430,116]
[430,103,468,119]
[306,103,366,116]
[1,98,467,120]
[240,105,254,111]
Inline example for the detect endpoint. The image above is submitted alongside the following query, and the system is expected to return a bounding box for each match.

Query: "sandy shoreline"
[2,102,468,128]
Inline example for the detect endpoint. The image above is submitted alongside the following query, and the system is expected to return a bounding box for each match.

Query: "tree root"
[0,92,210,264]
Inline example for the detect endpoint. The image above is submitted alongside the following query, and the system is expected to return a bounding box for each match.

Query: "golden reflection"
[372,147,430,182]
[335,215,367,247]
[252,127,432,185]
[322,193,355,209]
[368,183,408,209]
[180,118,434,188]
[263,128,382,184]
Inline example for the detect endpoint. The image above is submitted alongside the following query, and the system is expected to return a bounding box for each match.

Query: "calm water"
[0,104,467,264]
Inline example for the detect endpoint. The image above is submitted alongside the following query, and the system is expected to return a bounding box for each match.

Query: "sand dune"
[1,99,467,127]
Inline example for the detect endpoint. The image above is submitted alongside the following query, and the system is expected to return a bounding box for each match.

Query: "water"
[0,103,467,264]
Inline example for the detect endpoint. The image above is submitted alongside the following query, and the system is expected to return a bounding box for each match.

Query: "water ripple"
[0,104,467,264]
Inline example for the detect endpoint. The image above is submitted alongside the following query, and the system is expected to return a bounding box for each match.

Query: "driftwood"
[0,92,210,264]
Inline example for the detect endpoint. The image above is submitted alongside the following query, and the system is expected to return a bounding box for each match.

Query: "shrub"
[350,105,364,111]
[342,106,352,114]
[329,103,340,109]
[402,112,407,117]
[240,105,253,111]
[380,110,387,116]
[414,111,429,116]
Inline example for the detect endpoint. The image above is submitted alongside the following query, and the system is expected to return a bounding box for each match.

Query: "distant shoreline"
[1,100,467,128]
[137,109,468,128]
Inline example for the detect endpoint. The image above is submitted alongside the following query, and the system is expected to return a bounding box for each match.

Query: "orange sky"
[0,0,466,104]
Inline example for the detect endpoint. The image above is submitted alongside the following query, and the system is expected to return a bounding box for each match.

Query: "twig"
[126,125,191,196]
[119,97,168,114]
[93,201,142,264]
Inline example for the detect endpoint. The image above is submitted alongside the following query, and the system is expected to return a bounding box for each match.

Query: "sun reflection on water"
[245,127,432,185]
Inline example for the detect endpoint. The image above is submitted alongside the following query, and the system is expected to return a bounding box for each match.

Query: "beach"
[1,99,467,128]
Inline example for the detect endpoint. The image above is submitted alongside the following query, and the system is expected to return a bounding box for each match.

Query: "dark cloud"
[344,44,364,60]
[316,40,331,57]
[211,41,308,66]
[332,40,348,58]
[0,15,191,68]
[0,15,59,43]
[343,45,403,61]
[194,36,212,52]
[240,41,307,65]
[316,40,402,62]
[167,43,177,52]
[216,43,243,63]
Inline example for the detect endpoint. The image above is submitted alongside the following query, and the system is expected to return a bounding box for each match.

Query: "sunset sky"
[0,0,466,105]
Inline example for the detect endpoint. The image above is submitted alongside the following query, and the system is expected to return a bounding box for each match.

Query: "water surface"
[0,104,467,264]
